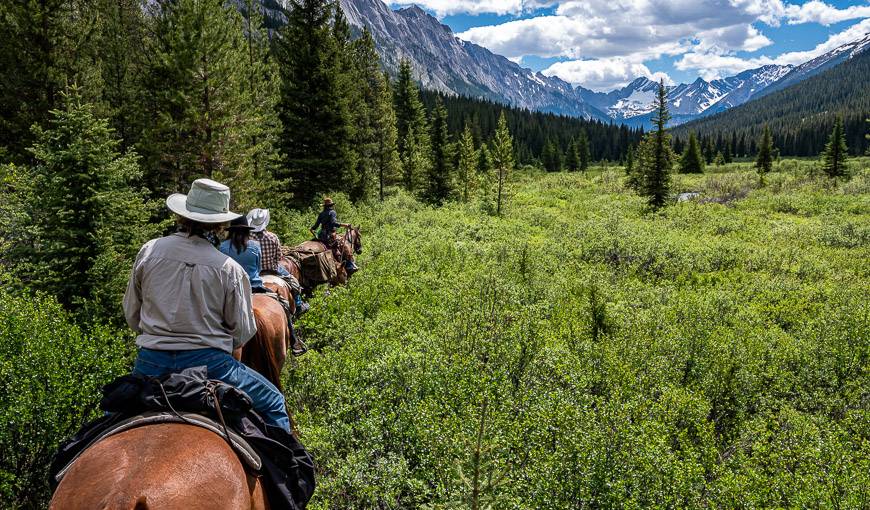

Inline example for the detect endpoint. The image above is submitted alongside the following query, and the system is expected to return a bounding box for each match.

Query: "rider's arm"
[225,269,257,350]
[123,243,151,333]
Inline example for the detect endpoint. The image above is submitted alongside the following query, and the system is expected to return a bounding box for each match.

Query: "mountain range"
[263,0,870,129]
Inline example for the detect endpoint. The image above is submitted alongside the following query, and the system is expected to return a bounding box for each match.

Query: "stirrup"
[291,339,309,357]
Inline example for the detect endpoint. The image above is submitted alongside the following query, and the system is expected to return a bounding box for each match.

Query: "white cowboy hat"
[166,178,241,224]
[247,208,270,233]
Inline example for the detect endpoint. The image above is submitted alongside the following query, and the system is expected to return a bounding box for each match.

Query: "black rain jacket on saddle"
[49,367,315,509]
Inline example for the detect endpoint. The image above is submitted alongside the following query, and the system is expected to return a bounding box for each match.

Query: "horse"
[281,226,363,294]
[50,299,292,509]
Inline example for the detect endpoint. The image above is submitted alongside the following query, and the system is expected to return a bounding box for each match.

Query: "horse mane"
[241,307,284,392]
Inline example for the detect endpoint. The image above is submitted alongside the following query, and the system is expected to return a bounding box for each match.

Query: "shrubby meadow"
[1,159,868,508]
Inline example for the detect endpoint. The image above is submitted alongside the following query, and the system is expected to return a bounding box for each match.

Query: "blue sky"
[386,1,870,91]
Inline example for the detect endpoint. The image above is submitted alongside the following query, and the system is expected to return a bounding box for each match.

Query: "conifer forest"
[0,0,868,508]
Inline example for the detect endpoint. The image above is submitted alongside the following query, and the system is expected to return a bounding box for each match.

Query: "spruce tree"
[578,129,591,172]
[755,125,774,184]
[566,138,581,172]
[541,139,561,172]
[425,98,454,204]
[375,72,401,201]
[714,151,725,166]
[394,59,431,194]
[491,112,514,216]
[638,80,673,209]
[275,0,353,205]
[401,124,430,195]
[821,116,848,177]
[678,132,705,174]
[138,0,280,205]
[457,124,479,202]
[0,0,105,161]
[13,89,157,319]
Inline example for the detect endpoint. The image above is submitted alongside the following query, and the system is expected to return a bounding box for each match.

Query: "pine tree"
[578,129,591,172]
[638,80,673,209]
[275,0,353,205]
[755,125,774,184]
[491,112,514,216]
[457,124,479,202]
[714,151,725,166]
[866,118,870,155]
[425,98,454,204]
[138,0,280,205]
[723,143,733,163]
[678,133,705,174]
[13,89,157,320]
[565,138,581,172]
[394,59,431,194]
[821,116,849,177]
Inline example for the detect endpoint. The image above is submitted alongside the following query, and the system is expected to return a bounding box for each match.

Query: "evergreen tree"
[425,99,454,204]
[491,112,514,216]
[866,118,870,155]
[375,73,401,201]
[577,129,591,172]
[723,143,733,163]
[821,116,849,177]
[703,139,715,165]
[275,0,353,205]
[678,132,705,174]
[12,89,157,320]
[756,125,774,184]
[541,139,561,172]
[638,80,673,209]
[394,59,430,193]
[0,0,105,161]
[401,124,430,195]
[565,138,581,172]
[714,151,725,166]
[457,124,479,202]
[138,0,280,206]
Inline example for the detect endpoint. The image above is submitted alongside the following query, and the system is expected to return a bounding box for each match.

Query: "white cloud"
[385,1,555,17]
[542,58,674,90]
[676,17,870,79]
[784,1,870,26]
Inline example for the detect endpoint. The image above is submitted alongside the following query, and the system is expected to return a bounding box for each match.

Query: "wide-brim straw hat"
[166,178,241,224]
[247,208,270,232]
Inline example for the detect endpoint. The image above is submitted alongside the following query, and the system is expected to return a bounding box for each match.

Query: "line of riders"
[50,179,364,507]
[127,178,359,434]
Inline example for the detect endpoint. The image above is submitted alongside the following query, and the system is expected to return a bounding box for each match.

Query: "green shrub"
[0,291,132,509]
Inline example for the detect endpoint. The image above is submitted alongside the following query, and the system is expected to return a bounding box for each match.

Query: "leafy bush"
[0,291,132,509]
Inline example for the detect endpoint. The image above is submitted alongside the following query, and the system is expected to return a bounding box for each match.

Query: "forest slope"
[675,49,870,157]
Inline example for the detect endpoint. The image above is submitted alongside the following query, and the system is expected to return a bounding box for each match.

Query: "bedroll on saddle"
[283,246,337,289]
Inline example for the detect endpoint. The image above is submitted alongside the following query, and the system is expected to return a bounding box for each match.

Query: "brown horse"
[281,226,363,293]
[50,297,292,509]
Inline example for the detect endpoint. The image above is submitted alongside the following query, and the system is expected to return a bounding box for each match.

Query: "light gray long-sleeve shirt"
[123,233,257,353]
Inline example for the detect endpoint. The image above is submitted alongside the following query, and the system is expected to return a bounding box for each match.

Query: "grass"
[277,158,869,509]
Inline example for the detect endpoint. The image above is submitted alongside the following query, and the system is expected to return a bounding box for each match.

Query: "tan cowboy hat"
[166,179,241,224]
[323,197,334,207]
[246,208,270,232]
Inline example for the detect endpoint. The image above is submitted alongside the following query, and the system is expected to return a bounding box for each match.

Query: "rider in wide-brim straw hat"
[123,178,292,432]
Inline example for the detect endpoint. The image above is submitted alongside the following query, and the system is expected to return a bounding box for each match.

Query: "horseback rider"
[122,179,291,432]
[310,197,359,272]
[220,216,306,356]
[247,208,309,315]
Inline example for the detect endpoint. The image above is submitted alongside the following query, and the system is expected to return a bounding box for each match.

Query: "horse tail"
[241,307,284,392]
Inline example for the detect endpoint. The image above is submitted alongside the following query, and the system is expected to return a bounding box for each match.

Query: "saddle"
[282,243,338,289]
[53,411,262,483]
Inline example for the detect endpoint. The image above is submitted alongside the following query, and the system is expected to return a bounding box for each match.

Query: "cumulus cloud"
[784,1,870,26]
[676,16,870,79]
[542,58,674,91]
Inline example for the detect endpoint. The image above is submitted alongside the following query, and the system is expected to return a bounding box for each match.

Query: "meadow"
[2,158,868,508]
[282,159,869,508]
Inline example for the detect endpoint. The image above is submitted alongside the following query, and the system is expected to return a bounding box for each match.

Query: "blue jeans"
[276,264,290,277]
[133,348,291,432]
